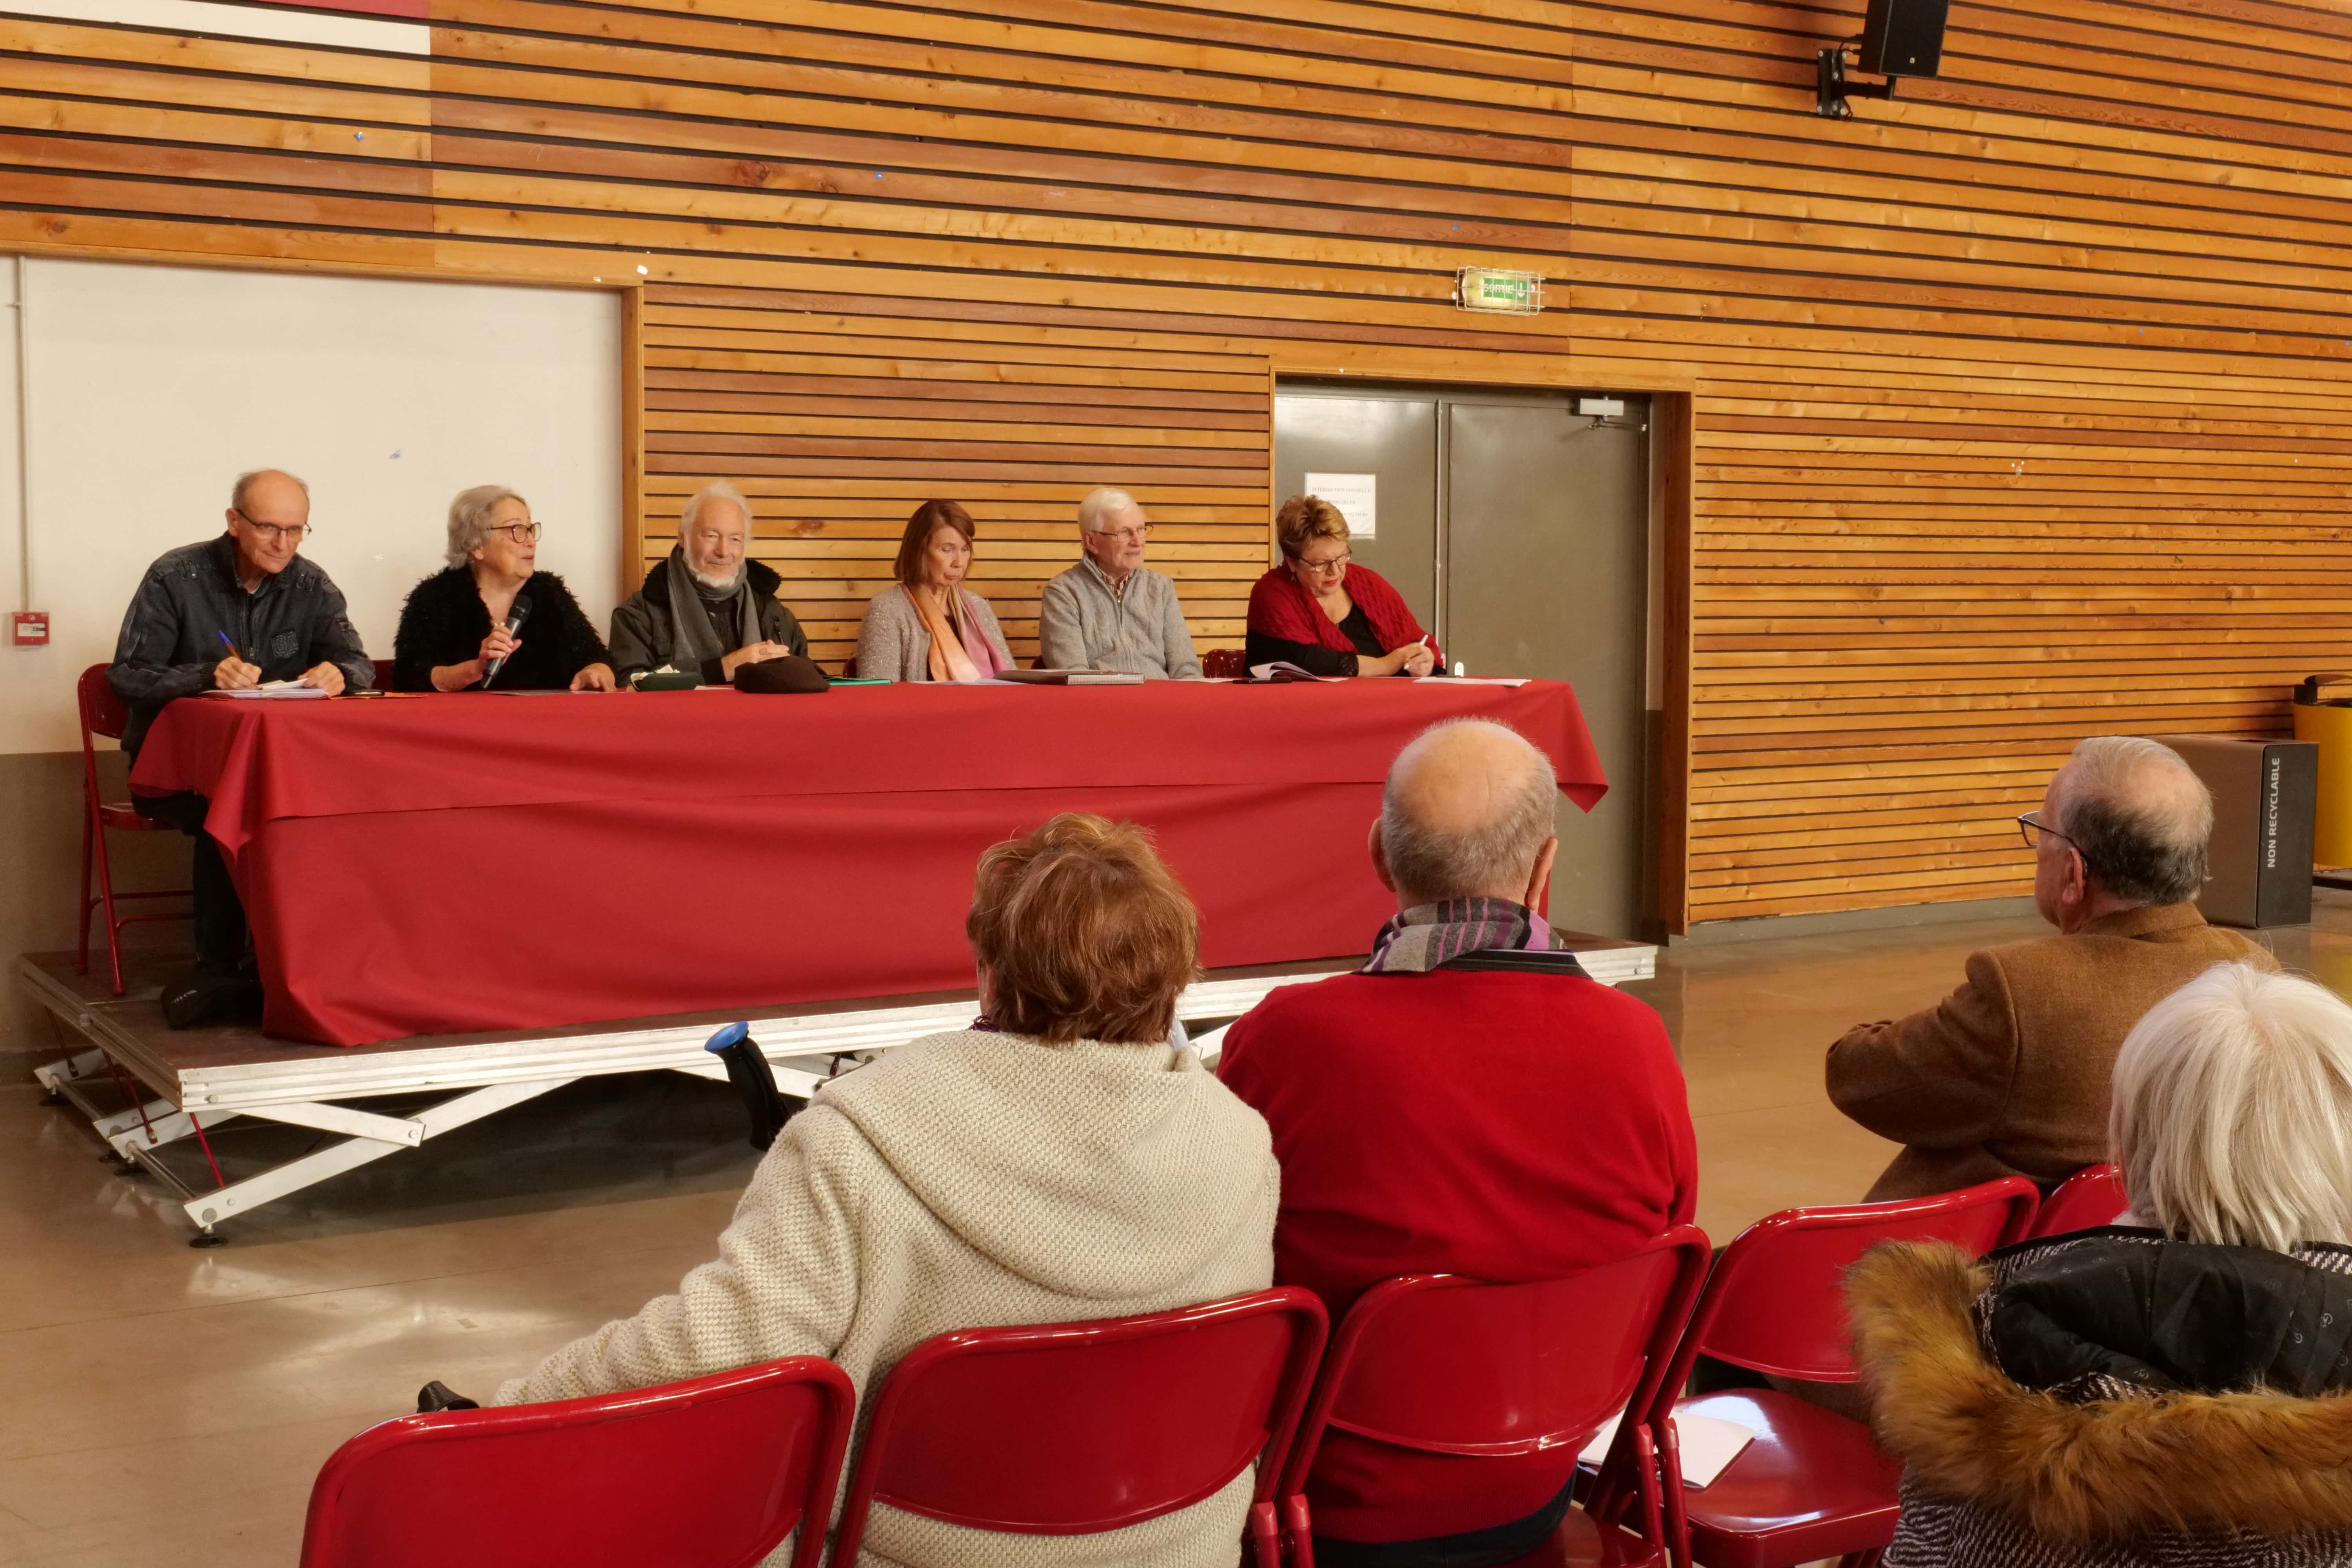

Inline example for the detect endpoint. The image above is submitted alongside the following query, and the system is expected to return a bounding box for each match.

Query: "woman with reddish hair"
[854,499,1014,682]
[1244,494,1438,679]
[490,813,1278,1567]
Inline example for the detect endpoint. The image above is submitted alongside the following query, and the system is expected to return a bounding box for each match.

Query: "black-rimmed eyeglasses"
[2016,811,2073,852]
[232,510,311,544]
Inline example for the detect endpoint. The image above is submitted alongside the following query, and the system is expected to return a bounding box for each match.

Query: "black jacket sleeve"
[309,576,376,692]
[765,599,812,662]
[534,574,612,680]
[109,565,218,710]
[392,570,477,692]
[606,591,662,682]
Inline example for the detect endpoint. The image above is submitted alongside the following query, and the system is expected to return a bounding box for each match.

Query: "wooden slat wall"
[1596,0,2352,922]
[639,289,1272,667]
[3,0,2345,929]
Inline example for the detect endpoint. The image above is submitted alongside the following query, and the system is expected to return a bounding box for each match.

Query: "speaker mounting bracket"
[1817,43,1896,120]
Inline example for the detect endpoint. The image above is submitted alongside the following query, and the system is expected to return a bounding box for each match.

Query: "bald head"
[230,468,308,519]
[1376,719,1560,907]
[2051,737,2212,907]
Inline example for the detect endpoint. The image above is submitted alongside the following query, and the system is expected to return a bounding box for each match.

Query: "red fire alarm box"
[10,612,49,646]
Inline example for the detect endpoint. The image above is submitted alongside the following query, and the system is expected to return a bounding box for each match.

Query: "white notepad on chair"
[1577,1409,1759,1490]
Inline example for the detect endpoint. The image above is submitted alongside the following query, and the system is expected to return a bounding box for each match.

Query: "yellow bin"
[2294,674,2352,867]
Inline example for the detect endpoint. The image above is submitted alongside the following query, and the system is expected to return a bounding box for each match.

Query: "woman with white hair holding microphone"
[1847,961,2352,1566]
[393,485,617,692]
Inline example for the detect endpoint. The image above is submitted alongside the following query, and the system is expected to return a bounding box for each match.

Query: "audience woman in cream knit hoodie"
[492,813,1279,1568]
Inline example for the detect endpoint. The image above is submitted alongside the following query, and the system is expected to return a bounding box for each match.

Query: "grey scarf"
[662,547,761,670]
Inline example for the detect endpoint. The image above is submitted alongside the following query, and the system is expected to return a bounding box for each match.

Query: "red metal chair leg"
[1659,1417,1692,1568]
[1632,1423,1668,1562]
[1284,1494,1315,1568]
[77,793,97,978]
[91,805,128,996]
[1247,1500,1281,1568]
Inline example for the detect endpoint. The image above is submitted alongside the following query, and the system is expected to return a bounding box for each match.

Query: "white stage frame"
[22,941,1656,1240]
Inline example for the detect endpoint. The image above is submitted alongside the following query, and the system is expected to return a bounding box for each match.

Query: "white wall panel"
[0,258,621,754]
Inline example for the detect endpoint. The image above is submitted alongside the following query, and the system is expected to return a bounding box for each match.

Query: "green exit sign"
[1455,267,1544,315]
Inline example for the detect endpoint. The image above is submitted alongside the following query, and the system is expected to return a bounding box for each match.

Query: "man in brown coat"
[1828,735,2277,1201]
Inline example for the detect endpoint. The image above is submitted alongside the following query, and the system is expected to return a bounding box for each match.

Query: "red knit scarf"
[1247,564,1436,662]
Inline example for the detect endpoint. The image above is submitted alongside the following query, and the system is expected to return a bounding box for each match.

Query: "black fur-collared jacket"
[1850,1233,2352,1566]
[392,566,610,692]
[606,553,809,683]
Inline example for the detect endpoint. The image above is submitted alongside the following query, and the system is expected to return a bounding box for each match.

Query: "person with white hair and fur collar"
[1846,960,2352,1568]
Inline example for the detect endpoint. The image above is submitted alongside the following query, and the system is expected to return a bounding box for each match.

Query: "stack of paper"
[210,682,329,700]
[1576,1408,1760,1489]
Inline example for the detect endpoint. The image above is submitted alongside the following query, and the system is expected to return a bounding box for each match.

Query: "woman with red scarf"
[1245,495,1440,679]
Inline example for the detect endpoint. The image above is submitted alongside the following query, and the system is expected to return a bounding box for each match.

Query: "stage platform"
[21,935,1656,1241]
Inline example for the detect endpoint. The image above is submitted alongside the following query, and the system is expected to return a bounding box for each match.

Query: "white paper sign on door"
[1303,472,1377,539]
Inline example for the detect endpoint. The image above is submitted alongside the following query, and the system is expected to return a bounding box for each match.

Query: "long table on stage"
[129,679,1608,1048]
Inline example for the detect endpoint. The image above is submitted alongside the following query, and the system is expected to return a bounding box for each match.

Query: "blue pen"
[215,629,242,663]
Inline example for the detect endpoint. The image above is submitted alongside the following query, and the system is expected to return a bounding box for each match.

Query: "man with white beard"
[608,480,813,682]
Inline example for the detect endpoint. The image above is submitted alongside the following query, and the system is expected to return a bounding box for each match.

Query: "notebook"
[993,669,1145,686]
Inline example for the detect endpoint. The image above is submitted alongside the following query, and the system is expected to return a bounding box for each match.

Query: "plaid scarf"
[1361,898,1555,974]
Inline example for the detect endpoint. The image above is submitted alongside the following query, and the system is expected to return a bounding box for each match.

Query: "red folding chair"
[1202,648,1248,679]
[1647,1178,2038,1568]
[370,657,394,691]
[831,1288,1328,1568]
[298,1356,855,1568]
[75,663,191,995]
[2029,1162,2129,1239]
[1276,1227,1714,1568]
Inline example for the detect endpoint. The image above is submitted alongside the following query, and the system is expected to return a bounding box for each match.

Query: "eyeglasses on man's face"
[233,510,310,544]
[1093,525,1151,545]
[2016,811,2074,852]
[491,521,544,544]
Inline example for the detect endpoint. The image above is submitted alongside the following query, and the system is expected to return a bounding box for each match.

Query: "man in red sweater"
[1218,718,1698,1566]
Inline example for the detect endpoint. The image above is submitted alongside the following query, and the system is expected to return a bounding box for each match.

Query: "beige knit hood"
[820,1030,1272,1301]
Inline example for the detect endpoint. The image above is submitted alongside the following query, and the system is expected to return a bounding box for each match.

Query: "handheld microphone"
[483,595,532,686]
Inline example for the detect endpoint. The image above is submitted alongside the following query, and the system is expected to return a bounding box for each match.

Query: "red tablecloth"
[129,682,1606,1045]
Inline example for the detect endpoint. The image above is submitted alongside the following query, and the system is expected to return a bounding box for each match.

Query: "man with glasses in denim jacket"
[109,468,372,1026]
[1827,736,2274,1202]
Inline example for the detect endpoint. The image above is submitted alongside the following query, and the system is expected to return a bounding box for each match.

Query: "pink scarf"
[908,585,1008,683]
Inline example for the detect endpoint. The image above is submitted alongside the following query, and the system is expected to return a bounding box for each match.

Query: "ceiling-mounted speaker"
[1857,0,1949,77]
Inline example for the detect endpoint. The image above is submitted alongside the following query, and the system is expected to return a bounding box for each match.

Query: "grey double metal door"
[1273,385,1653,939]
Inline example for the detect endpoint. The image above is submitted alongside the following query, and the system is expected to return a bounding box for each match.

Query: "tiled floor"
[4,900,2340,1564]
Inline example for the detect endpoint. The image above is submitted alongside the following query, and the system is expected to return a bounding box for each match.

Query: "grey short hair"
[681,480,753,535]
[446,484,525,569]
[230,469,308,512]
[2054,736,2212,906]
[1078,487,1140,533]
[1380,719,1557,903]
[2112,963,2352,1251]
